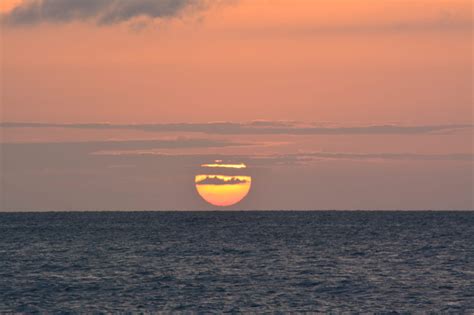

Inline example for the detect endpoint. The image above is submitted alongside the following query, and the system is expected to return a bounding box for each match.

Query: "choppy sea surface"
[0,211,473,313]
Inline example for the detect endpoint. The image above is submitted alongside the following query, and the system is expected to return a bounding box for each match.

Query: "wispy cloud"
[1,0,232,26]
[3,0,470,35]
[0,137,253,171]
[84,150,474,166]
[1,137,250,152]
[1,121,471,135]
[269,152,474,164]
[3,136,470,174]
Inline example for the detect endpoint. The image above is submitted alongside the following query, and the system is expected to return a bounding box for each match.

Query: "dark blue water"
[0,211,473,313]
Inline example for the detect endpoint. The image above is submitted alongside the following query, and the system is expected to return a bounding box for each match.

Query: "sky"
[0,0,472,211]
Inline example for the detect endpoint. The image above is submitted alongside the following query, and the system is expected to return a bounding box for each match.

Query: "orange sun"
[195,162,252,207]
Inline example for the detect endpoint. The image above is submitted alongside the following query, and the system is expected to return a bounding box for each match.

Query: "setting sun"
[195,174,252,207]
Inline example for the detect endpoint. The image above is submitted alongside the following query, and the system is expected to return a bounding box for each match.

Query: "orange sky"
[0,0,472,210]
[2,0,471,124]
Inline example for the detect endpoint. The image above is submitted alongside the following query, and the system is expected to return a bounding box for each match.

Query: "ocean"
[0,211,473,313]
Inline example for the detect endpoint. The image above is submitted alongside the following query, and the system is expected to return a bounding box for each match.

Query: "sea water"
[0,211,473,312]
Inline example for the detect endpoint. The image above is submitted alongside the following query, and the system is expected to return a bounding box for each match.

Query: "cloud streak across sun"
[195,175,250,185]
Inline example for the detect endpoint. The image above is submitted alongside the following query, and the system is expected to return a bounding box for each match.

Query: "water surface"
[0,211,473,312]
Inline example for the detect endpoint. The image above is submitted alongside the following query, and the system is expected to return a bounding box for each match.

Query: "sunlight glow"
[201,162,247,169]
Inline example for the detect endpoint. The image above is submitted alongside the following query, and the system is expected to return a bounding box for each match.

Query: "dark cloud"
[2,0,228,25]
[1,121,471,135]
[4,1,469,34]
[196,176,248,185]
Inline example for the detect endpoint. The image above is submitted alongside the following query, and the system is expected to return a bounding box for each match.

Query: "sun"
[195,162,252,207]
